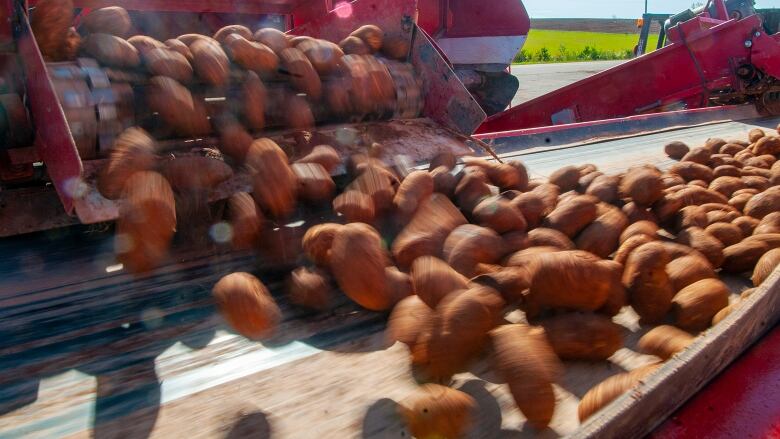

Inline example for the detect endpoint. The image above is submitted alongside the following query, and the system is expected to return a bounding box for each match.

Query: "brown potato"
[675,186,729,207]
[279,47,322,99]
[338,36,370,55]
[98,127,158,200]
[672,278,730,331]
[301,223,342,266]
[128,35,165,54]
[666,254,715,292]
[212,272,281,339]
[245,138,297,219]
[392,194,467,269]
[394,171,434,223]
[713,165,742,178]
[472,195,527,234]
[292,162,335,203]
[410,256,469,308]
[681,147,710,165]
[399,384,475,439]
[669,162,714,182]
[578,171,603,193]
[722,239,771,273]
[549,165,580,192]
[330,223,393,311]
[147,76,211,136]
[539,313,623,360]
[286,266,334,311]
[82,6,131,38]
[676,227,724,268]
[742,174,771,191]
[415,287,505,380]
[503,246,560,267]
[443,225,507,278]
[586,174,620,204]
[511,186,559,228]
[542,195,598,238]
[620,167,664,206]
[752,247,780,286]
[430,166,457,198]
[638,325,694,360]
[165,38,194,62]
[227,192,263,251]
[31,0,74,61]
[454,172,491,213]
[599,260,628,316]
[705,138,727,152]
[296,144,340,172]
[614,234,656,266]
[619,220,658,244]
[161,156,233,192]
[190,39,230,86]
[490,324,562,430]
[527,250,614,312]
[527,227,575,250]
[705,222,743,247]
[578,363,661,422]
[387,295,433,348]
[744,186,780,219]
[177,33,213,46]
[753,135,780,155]
[729,193,753,212]
[623,201,658,224]
[333,190,375,224]
[734,215,760,236]
[755,212,780,235]
[350,24,384,52]
[471,266,532,306]
[622,242,673,323]
[224,34,278,76]
[298,39,343,75]
[144,47,193,82]
[253,28,290,54]
[575,205,629,258]
[213,24,252,43]
[82,33,140,68]
[665,141,689,160]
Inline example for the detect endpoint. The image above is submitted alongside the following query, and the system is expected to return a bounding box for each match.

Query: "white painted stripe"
[435,35,527,65]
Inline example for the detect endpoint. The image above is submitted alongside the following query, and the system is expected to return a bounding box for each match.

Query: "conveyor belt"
[1,116,778,438]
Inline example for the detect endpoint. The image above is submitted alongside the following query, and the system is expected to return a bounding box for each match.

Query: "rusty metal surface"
[0,115,777,438]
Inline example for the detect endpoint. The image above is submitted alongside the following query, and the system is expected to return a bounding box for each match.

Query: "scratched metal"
[0,116,777,438]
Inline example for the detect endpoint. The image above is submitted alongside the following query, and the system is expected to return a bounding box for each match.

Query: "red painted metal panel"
[443,0,529,38]
[417,0,443,37]
[16,4,82,214]
[477,15,767,134]
[650,326,780,439]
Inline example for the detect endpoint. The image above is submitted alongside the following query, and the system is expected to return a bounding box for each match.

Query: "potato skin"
[669,161,713,182]
[98,127,158,200]
[549,165,580,192]
[578,363,660,422]
[638,325,694,360]
[744,186,780,219]
[752,248,780,286]
[386,295,433,348]
[705,222,743,247]
[190,39,230,86]
[333,190,375,224]
[147,76,211,136]
[676,227,724,268]
[212,272,281,339]
[722,239,770,273]
[490,324,562,430]
[575,205,629,258]
[279,47,322,99]
[394,170,434,223]
[620,167,664,206]
[253,28,290,54]
[672,278,730,331]
[542,195,598,238]
[733,215,760,237]
[666,254,715,292]
[83,7,132,37]
[144,47,193,82]
[620,220,658,244]
[665,141,689,160]
[227,192,263,251]
[622,241,673,323]
[526,250,614,312]
[292,162,335,203]
[350,25,384,52]
[302,223,342,266]
[82,33,141,68]
[443,225,507,278]
[614,234,656,266]
[330,223,392,311]
[400,384,475,439]
[245,138,298,219]
[286,266,334,311]
[538,313,623,360]
[161,155,233,192]
[224,34,278,76]
[410,256,469,308]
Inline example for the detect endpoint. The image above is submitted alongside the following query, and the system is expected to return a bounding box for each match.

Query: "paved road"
[510,60,625,106]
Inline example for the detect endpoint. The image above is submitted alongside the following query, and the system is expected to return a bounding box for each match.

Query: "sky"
[523,0,780,19]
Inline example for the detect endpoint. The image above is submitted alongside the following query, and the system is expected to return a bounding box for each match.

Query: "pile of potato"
[32,4,412,138]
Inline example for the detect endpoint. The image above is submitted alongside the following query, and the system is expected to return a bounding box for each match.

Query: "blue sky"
[523,0,780,19]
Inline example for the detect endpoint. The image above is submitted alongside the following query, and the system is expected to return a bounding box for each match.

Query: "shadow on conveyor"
[225,410,273,439]
[0,220,390,436]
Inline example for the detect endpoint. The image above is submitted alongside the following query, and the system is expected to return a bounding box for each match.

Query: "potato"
[348,165,398,213]
[213,24,252,43]
[578,363,661,422]
[527,250,614,312]
[227,192,263,251]
[586,174,620,204]
[394,170,434,223]
[382,34,411,60]
[144,47,193,82]
[410,256,469,308]
[333,191,375,224]
[298,39,343,75]
[430,166,457,198]
[661,173,686,188]
[638,325,694,360]
[443,225,507,278]
[392,194,467,269]
[744,156,774,168]
[681,147,710,165]
[399,384,475,439]
[472,195,527,234]
[387,295,433,348]
[161,156,233,192]
[338,36,370,55]
[292,162,335,203]
[283,94,315,130]
[722,240,770,273]
[752,247,780,286]
[301,223,342,267]
[665,141,689,160]
[253,28,290,54]
[619,220,658,244]
[620,167,664,206]
[31,0,74,61]
[675,186,729,207]
[666,254,715,292]
[97,127,158,200]
[286,267,334,311]
[669,162,713,182]
[734,215,760,236]
[733,188,759,196]
[238,71,268,131]
[464,157,529,191]
[224,34,278,76]
[623,201,658,224]
[177,33,212,46]
[747,127,765,143]
[212,272,280,339]
[709,154,738,168]
[742,174,771,191]
[755,212,780,235]
[216,121,252,165]
[705,137,727,152]
[623,241,673,323]
[82,6,131,37]
[415,287,505,380]
[578,171,603,193]
[245,138,297,219]
[504,246,559,267]
[386,267,414,303]
[752,135,780,155]
[672,278,729,331]
[704,222,742,247]
[599,260,628,316]
[165,38,194,62]
[147,76,211,136]
[708,176,746,198]
[83,33,141,68]
[542,195,598,238]
[538,313,623,361]
[614,234,655,266]
[527,227,575,250]
[279,47,322,99]
[454,172,491,213]
[575,206,629,258]
[296,144,340,172]
[729,193,753,212]
[511,185,559,228]
[713,165,742,178]
[676,227,724,268]
[471,266,532,306]
[719,143,744,156]
[350,25,384,52]
[490,324,562,430]
[744,186,780,219]
[548,165,580,192]
[329,223,394,310]
[190,39,230,86]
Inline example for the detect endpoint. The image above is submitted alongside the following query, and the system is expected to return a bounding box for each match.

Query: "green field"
[515,29,659,64]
